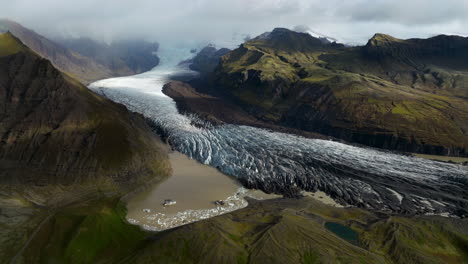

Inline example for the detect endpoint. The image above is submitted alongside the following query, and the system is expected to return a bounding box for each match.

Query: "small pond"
[325,222,359,246]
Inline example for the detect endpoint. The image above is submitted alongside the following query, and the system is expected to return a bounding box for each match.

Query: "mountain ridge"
[177,28,468,156]
[0,19,161,84]
[0,19,114,84]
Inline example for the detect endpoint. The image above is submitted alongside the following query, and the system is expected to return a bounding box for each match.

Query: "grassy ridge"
[18,199,147,264]
[0,32,25,57]
[5,197,468,263]
[361,217,468,263]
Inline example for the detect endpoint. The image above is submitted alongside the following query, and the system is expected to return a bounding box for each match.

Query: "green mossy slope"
[5,197,468,263]
[8,199,146,264]
[0,32,26,57]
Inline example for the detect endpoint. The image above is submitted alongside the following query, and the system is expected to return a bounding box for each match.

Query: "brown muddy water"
[126,152,280,231]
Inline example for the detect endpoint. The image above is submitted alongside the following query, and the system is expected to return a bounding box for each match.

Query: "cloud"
[1,0,467,47]
[339,0,468,25]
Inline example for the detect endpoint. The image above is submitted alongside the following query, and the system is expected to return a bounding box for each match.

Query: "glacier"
[90,52,468,217]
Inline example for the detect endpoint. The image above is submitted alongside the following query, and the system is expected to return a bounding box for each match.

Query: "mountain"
[292,25,340,44]
[209,28,468,156]
[0,19,161,84]
[187,45,230,75]
[0,19,113,84]
[0,32,169,201]
[0,32,171,262]
[57,37,160,76]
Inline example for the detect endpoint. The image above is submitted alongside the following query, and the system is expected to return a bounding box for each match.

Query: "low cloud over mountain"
[1,0,467,46]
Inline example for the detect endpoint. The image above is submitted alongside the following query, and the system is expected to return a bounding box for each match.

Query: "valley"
[0,17,467,264]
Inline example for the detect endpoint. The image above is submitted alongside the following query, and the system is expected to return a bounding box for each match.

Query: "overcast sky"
[1,0,468,47]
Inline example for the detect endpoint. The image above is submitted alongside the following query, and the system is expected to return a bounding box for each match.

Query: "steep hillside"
[213,28,468,156]
[0,19,113,84]
[0,32,171,262]
[0,20,161,84]
[0,32,170,201]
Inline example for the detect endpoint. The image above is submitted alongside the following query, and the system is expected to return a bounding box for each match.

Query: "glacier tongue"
[90,65,468,217]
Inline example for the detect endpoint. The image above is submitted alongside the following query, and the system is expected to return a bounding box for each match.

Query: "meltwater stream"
[90,63,468,218]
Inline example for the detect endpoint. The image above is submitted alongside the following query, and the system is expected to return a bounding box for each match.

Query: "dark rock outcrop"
[187,45,230,75]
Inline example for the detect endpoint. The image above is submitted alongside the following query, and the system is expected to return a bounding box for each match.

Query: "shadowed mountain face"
[0,32,170,262]
[0,32,169,202]
[0,19,161,84]
[0,19,113,84]
[57,37,160,77]
[212,28,468,156]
